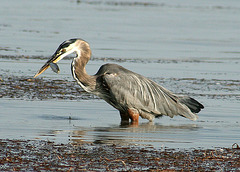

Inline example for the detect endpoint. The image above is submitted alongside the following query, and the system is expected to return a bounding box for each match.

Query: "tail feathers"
[180,111,198,121]
[179,96,204,113]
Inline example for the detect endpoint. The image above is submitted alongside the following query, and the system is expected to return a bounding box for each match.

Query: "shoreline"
[0,139,239,171]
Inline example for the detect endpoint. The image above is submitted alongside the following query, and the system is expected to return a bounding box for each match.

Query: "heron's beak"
[34,53,62,78]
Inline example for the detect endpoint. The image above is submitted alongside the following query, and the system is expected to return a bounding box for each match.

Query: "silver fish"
[50,62,60,74]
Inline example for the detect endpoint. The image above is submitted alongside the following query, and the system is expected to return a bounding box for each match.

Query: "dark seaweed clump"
[0,139,240,171]
[0,75,239,101]
[0,76,97,100]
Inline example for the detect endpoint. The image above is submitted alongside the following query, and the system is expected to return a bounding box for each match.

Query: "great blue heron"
[34,38,204,124]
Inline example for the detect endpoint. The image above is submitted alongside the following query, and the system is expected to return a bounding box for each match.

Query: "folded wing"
[102,65,203,121]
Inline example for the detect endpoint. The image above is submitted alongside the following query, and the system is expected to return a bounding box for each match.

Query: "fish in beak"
[33,54,62,78]
[33,38,79,78]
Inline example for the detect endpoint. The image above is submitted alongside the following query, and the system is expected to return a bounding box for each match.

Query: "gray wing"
[102,66,199,120]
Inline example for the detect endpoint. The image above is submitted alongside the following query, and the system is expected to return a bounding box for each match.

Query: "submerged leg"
[120,112,130,126]
[127,109,139,125]
[119,109,139,126]
[120,112,130,121]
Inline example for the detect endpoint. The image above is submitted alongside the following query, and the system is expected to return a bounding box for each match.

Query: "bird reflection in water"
[69,122,199,146]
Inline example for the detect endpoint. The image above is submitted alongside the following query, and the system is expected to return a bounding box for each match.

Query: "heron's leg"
[127,109,139,124]
[119,112,130,126]
[120,112,130,121]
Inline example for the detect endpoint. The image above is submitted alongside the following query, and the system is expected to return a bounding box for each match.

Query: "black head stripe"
[60,39,76,48]
[53,38,86,57]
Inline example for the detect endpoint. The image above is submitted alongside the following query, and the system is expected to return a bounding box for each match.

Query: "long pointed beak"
[34,54,61,78]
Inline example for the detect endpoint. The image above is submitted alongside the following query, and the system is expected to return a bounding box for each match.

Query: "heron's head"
[34,38,89,78]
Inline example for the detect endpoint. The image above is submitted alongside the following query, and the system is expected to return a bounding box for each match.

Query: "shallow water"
[0,0,240,149]
[0,58,239,148]
[1,0,240,59]
[0,97,239,148]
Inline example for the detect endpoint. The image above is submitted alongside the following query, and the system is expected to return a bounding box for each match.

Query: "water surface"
[0,0,240,149]
[0,58,239,148]
[1,0,240,59]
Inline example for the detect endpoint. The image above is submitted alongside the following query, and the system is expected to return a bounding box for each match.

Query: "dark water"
[0,0,240,148]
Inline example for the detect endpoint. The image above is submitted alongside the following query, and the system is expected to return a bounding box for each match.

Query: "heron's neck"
[71,52,96,92]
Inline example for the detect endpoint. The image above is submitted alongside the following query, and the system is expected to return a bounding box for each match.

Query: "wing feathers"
[101,64,202,121]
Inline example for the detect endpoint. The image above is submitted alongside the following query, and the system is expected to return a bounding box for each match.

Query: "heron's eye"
[61,49,66,53]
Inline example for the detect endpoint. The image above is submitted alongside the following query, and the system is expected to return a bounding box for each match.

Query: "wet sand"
[1,139,240,171]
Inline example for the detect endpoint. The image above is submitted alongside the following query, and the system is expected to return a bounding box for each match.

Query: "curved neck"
[71,43,96,92]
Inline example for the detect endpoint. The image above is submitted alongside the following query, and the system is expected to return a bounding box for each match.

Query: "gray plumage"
[94,63,203,121]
